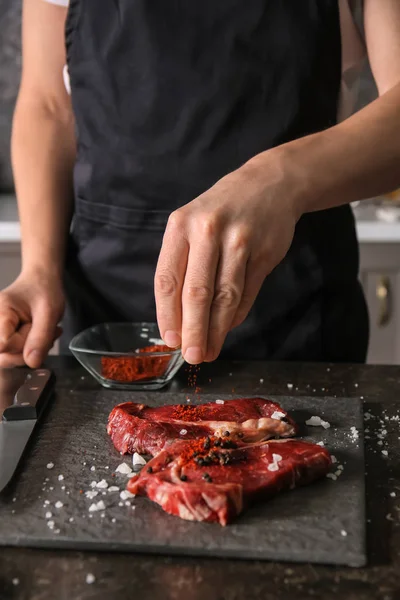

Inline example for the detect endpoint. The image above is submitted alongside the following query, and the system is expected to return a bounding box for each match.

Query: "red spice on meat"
[177,436,238,469]
[171,404,210,421]
[101,344,172,382]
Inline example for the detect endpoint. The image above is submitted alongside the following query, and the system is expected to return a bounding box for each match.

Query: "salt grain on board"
[287,383,293,390]
[86,574,95,585]
[391,492,396,497]
[12,578,19,586]
[45,512,52,519]
[132,453,147,467]
[382,450,388,456]
[120,490,135,501]
[326,473,337,481]
[215,399,225,405]
[96,480,108,489]
[108,486,120,493]
[90,466,96,472]
[341,530,347,537]
[55,501,63,509]
[116,463,132,475]
[47,521,55,530]
[85,490,98,500]
[47,463,54,470]
[306,416,330,429]
[259,379,264,384]
[58,475,64,481]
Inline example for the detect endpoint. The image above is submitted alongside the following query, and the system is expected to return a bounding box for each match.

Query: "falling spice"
[101,344,172,382]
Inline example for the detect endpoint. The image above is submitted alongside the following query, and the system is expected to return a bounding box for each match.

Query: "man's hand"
[155,153,299,364]
[0,270,64,368]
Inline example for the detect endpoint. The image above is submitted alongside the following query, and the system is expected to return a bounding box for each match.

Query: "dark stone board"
[0,390,366,567]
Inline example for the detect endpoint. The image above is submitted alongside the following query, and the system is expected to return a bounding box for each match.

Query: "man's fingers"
[204,239,248,362]
[0,304,20,351]
[181,220,220,364]
[155,212,189,349]
[24,302,57,368]
[0,352,26,369]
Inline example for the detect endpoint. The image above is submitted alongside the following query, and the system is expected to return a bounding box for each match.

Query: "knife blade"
[0,368,55,493]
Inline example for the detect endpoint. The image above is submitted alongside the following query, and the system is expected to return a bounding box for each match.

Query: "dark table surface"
[1,357,400,600]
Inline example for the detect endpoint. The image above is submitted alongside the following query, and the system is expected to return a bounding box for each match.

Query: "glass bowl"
[69,322,184,390]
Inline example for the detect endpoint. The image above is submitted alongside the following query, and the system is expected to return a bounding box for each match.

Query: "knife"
[0,368,56,493]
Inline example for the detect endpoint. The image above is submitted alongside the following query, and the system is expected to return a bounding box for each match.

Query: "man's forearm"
[250,82,400,218]
[11,96,76,279]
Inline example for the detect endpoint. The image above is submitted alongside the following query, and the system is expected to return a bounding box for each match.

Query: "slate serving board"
[0,390,366,567]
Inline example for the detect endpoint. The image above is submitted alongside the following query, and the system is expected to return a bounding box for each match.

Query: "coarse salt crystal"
[331,456,337,464]
[316,441,325,447]
[267,462,279,472]
[378,440,383,446]
[259,379,264,384]
[335,470,342,477]
[118,502,123,507]
[58,475,64,481]
[287,383,293,390]
[47,521,55,529]
[55,501,63,509]
[45,512,52,519]
[272,454,282,463]
[61,486,65,491]
[86,574,95,585]
[350,426,359,440]
[180,429,188,435]
[85,490,98,499]
[354,383,358,388]
[44,500,50,506]
[326,473,337,480]
[12,578,19,586]
[90,481,97,488]
[215,399,225,404]
[306,416,330,429]
[390,492,396,497]
[132,453,147,467]
[90,466,96,472]
[112,518,116,523]
[116,463,132,475]
[120,490,135,501]
[69,517,74,523]
[101,513,106,518]
[47,463,54,470]
[341,530,347,537]
[125,501,131,507]
[382,450,388,456]
[49,487,54,491]
[108,486,120,493]
[271,411,286,420]
[96,479,108,489]
[89,500,105,513]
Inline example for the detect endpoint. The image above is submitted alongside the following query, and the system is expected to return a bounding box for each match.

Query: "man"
[0,0,399,368]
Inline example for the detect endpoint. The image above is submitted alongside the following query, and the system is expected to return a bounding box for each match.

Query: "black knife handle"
[2,369,55,421]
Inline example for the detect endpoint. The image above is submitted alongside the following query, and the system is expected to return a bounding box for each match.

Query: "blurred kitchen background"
[1,2,400,363]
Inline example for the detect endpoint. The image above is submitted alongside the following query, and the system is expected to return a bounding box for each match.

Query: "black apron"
[63,0,369,362]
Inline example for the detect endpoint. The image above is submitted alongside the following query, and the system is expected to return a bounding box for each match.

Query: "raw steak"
[108,398,297,456]
[128,436,332,525]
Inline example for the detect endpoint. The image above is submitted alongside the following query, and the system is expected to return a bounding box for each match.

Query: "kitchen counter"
[1,357,399,600]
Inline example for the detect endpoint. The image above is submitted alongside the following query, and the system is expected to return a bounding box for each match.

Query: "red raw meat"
[128,437,331,525]
[108,398,297,456]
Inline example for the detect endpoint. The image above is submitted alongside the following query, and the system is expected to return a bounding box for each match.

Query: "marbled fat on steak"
[107,398,298,456]
[127,438,332,525]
